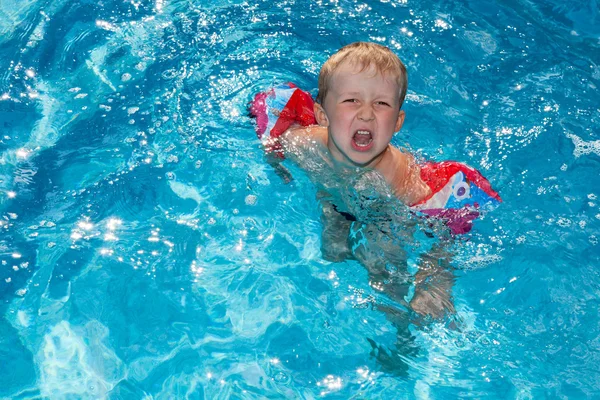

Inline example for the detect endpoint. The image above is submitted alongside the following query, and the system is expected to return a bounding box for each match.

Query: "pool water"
[1,0,599,398]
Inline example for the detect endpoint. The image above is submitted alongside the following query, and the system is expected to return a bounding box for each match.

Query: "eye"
[376,101,391,107]
[343,98,357,103]
[453,181,470,200]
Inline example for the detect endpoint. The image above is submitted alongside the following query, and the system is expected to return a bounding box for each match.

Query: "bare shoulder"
[281,124,327,147]
[383,147,431,205]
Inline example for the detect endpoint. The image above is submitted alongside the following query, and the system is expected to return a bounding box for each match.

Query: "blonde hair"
[316,42,408,108]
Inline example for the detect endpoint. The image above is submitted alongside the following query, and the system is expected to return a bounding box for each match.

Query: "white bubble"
[566,133,600,158]
[435,19,451,30]
[78,221,93,230]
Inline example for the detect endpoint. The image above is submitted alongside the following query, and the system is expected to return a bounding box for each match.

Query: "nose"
[357,105,375,122]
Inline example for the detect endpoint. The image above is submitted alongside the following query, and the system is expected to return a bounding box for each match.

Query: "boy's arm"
[262,124,326,183]
[264,152,294,183]
[409,241,455,319]
[403,153,432,206]
[279,124,327,149]
[399,155,456,319]
[318,192,354,262]
[257,122,327,192]
[384,149,431,206]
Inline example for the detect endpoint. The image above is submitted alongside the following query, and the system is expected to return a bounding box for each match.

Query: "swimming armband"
[249,83,317,157]
[249,84,502,234]
[411,161,501,234]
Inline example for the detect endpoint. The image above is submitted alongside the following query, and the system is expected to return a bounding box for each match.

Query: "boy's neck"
[330,145,392,171]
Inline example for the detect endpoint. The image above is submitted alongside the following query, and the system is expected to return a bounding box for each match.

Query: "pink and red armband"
[411,161,501,234]
[249,83,316,157]
[249,84,502,234]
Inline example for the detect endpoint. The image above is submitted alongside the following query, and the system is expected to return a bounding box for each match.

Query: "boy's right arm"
[319,197,354,262]
[279,125,327,152]
[263,124,325,183]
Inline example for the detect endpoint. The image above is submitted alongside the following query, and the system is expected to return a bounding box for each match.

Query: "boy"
[267,42,455,319]
[278,42,431,204]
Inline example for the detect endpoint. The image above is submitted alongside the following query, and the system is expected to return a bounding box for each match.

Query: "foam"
[566,133,600,158]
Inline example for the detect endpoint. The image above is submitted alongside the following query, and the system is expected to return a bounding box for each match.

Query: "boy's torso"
[282,125,431,206]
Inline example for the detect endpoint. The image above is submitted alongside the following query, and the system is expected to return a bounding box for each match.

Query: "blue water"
[1,0,599,398]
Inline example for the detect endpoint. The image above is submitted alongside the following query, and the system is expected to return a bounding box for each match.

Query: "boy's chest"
[318,171,405,227]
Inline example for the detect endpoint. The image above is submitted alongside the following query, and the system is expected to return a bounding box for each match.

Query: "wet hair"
[316,42,408,109]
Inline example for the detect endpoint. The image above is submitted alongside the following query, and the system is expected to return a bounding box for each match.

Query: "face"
[315,61,405,168]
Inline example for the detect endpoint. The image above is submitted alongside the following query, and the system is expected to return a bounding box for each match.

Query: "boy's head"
[316,42,408,108]
[313,42,409,167]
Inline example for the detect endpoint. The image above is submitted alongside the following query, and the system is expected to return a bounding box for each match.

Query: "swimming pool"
[1,0,599,397]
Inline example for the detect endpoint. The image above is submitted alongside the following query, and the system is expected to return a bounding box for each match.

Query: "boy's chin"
[350,144,388,166]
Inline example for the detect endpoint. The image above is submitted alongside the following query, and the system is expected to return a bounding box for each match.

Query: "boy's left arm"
[387,150,431,206]
[394,153,455,319]
[382,151,455,318]
[409,241,456,319]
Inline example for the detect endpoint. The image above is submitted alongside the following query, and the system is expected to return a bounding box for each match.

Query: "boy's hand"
[409,284,455,319]
[320,197,354,262]
[410,257,455,319]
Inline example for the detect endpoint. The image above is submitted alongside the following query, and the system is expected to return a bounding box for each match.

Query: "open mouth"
[351,129,374,151]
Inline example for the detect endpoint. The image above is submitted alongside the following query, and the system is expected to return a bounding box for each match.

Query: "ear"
[314,103,329,127]
[395,110,406,132]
